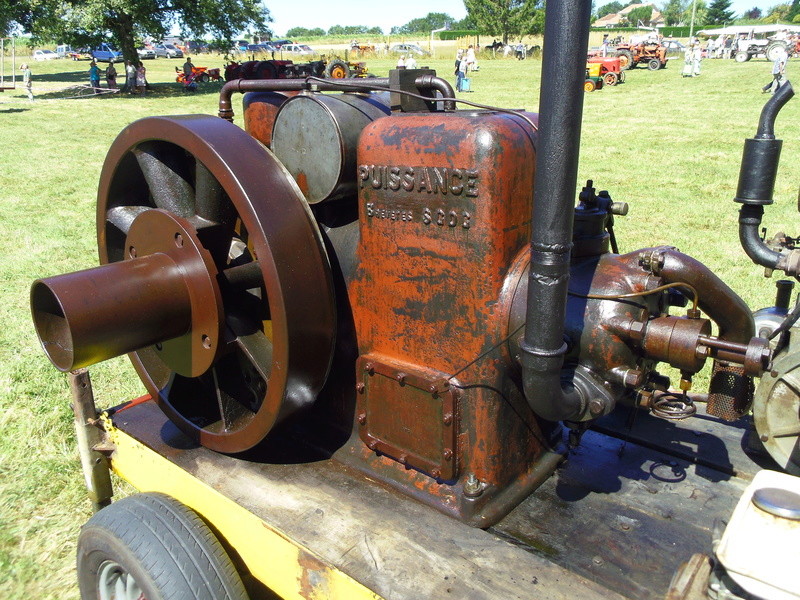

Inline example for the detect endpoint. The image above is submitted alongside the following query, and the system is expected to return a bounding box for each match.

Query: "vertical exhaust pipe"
[520,0,592,422]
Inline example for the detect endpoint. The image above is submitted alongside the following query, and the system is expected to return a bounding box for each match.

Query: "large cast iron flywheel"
[96,115,336,453]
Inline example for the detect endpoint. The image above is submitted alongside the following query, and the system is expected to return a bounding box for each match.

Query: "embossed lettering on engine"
[357,165,479,197]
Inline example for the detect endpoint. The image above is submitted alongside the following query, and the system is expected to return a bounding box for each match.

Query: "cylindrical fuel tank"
[270,92,391,204]
[243,91,298,147]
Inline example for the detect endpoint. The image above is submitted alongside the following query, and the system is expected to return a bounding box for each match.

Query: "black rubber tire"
[603,72,618,86]
[734,50,751,63]
[647,58,661,71]
[325,59,351,79]
[77,493,248,600]
[616,49,634,70]
[766,41,788,62]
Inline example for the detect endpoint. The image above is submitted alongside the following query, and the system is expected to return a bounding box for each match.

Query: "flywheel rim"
[96,115,336,453]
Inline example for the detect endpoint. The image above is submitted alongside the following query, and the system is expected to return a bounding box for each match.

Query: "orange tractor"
[614,42,668,70]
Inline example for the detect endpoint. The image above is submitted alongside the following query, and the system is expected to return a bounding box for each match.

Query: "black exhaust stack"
[520,0,592,422]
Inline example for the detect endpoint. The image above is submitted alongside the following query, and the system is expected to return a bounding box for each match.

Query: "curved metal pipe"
[219,74,455,121]
[635,248,755,344]
[739,204,784,271]
[520,0,592,423]
[756,80,794,139]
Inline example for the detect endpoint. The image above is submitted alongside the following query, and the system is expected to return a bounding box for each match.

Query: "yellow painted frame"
[106,423,383,600]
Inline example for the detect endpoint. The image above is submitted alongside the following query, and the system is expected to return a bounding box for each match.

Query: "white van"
[56,44,72,58]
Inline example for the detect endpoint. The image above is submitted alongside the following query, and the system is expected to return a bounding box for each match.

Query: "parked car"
[270,39,293,49]
[661,39,686,55]
[247,43,277,54]
[137,47,156,60]
[92,43,122,62]
[68,47,93,61]
[233,40,249,52]
[154,44,184,58]
[183,40,209,54]
[389,43,430,56]
[281,44,314,56]
[33,49,58,61]
[56,44,72,58]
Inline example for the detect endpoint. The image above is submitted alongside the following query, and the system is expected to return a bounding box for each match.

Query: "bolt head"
[443,448,453,460]
[356,382,365,394]
[357,413,366,425]
[443,412,453,425]
[589,398,605,416]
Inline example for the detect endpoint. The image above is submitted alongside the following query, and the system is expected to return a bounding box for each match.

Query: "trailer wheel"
[77,493,248,600]
[647,58,661,71]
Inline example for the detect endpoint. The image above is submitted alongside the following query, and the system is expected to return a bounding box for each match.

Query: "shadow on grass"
[35,80,225,101]
[0,107,29,113]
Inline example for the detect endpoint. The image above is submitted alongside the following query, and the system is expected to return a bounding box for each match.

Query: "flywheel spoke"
[132,142,195,217]
[194,159,234,225]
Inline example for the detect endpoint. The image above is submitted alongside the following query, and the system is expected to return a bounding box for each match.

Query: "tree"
[787,0,800,22]
[463,0,544,44]
[743,6,762,19]
[681,0,707,26]
[286,26,325,38]
[661,0,686,25]
[327,24,383,36]
[395,12,454,34]
[705,0,735,24]
[597,1,623,18]
[8,0,269,66]
[625,5,653,25]
[763,3,791,22]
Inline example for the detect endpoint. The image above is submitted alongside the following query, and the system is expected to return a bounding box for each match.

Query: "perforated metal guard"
[707,361,754,421]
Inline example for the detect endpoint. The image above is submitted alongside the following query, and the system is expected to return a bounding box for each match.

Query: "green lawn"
[1,51,798,598]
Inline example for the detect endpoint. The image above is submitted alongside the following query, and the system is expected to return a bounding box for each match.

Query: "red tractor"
[587,55,625,85]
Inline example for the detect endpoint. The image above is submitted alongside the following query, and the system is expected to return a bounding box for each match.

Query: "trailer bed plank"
[114,401,623,600]
[495,427,751,600]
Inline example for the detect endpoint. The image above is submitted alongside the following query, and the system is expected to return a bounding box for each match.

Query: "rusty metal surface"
[77,114,336,453]
[242,91,297,147]
[343,109,555,525]
[356,355,457,480]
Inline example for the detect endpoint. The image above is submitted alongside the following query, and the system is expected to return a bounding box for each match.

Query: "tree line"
[596,0,800,28]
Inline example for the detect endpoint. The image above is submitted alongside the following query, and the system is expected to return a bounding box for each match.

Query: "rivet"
[356,382,365,394]
[367,440,378,450]
[397,373,406,385]
[364,363,374,375]
[357,413,366,425]
[398,453,408,464]
[761,434,769,442]
[431,469,441,479]
[443,412,453,426]
[443,448,453,461]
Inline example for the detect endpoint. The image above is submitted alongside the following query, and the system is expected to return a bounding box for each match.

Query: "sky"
[267,1,779,37]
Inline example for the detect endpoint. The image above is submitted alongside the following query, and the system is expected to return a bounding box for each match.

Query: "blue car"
[92,43,122,62]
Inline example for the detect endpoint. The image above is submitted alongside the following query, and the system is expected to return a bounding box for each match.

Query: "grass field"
[1,51,799,598]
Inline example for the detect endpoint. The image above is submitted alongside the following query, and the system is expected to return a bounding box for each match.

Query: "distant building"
[593,3,665,28]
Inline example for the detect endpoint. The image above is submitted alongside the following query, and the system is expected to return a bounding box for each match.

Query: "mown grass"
[1,51,799,598]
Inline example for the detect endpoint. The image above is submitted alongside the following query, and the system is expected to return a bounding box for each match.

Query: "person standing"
[405,54,417,69]
[457,52,469,91]
[105,60,117,89]
[466,44,477,71]
[135,61,147,96]
[692,41,702,76]
[682,43,693,77]
[396,54,405,68]
[763,47,787,93]
[125,60,136,93]
[89,60,101,93]
[20,63,33,102]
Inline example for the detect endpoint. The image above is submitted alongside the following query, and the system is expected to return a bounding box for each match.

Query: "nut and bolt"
[356,382,365,394]
[364,363,374,375]
[463,473,483,498]
[589,398,605,417]
[431,469,441,479]
[367,440,378,450]
[624,370,644,388]
[357,412,367,425]
[398,453,408,464]
[443,412,453,425]
[397,373,406,385]
[443,448,453,461]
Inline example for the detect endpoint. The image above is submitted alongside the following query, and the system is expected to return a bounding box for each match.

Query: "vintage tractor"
[615,41,669,70]
[28,1,800,597]
[587,55,625,86]
[585,62,605,91]
[225,58,369,81]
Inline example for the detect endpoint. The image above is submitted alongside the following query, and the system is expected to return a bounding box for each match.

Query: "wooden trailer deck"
[106,398,773,600]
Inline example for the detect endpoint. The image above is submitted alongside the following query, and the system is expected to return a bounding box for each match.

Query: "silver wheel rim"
[97,560,144,600]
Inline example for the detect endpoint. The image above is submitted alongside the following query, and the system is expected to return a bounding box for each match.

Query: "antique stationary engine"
[30,1,796,528]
